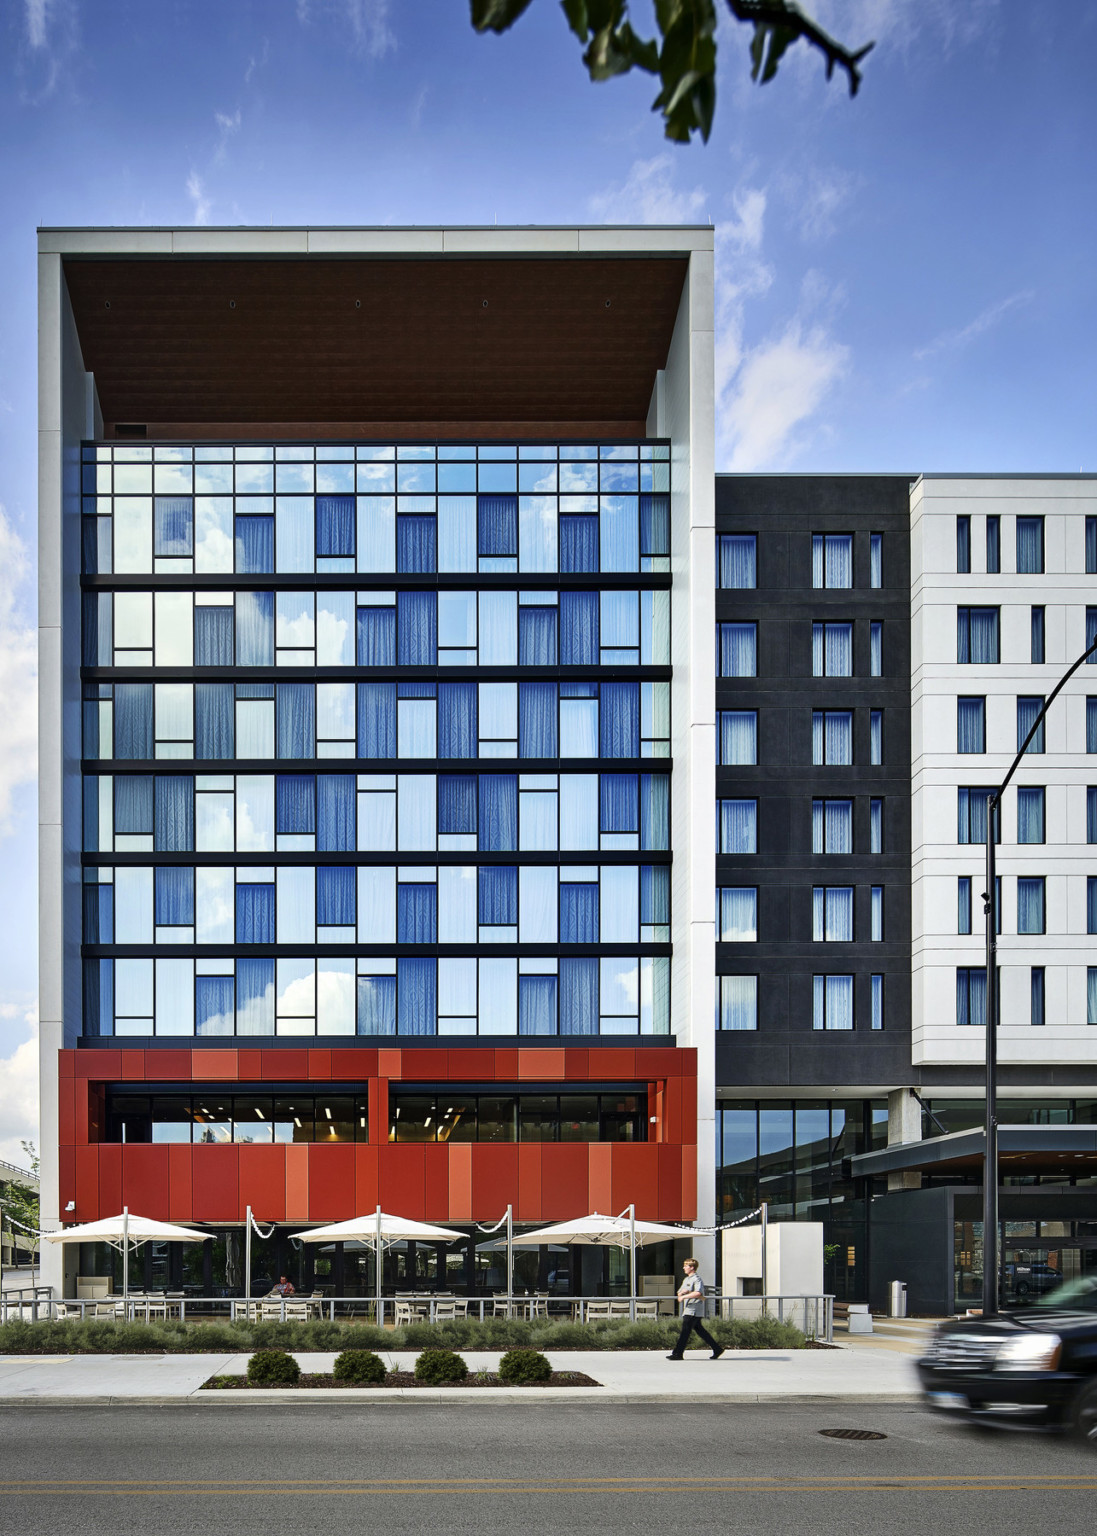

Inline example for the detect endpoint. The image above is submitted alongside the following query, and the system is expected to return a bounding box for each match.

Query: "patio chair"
[633,1300,659,1319]
[432,1301,458,1323]
[526,1296,549,1319]
[394,1300,415,1327]
[583,1300,614,1320]
[282,1300,311,1322]
[492,1296,514,1318]
[259,1299,286,1320]
[94,1300,124,1320]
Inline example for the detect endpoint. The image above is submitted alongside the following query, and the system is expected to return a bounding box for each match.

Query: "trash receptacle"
[888,1281,908,1318]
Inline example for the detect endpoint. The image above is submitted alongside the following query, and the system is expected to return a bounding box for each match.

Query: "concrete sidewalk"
[0,1344,922,1405]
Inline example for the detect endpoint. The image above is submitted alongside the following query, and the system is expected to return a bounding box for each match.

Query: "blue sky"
[0,0,1094,1160]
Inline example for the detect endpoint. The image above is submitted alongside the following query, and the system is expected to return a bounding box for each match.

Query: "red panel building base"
[60,1046,697,1227]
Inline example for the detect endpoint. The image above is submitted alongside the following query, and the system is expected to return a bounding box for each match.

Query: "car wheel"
[1014,1281,1030,1298]
[1071,1380,1097,1446]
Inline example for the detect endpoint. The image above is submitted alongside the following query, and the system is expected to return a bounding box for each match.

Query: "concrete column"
[887,1088,922,1191]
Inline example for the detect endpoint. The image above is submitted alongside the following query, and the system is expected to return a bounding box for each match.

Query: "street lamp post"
[981,631,1097,1317]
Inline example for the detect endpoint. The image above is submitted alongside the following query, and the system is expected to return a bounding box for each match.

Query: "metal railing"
[3,1291,833,1341]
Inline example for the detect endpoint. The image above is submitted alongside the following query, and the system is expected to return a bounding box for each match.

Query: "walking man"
[667,1257,725,1361]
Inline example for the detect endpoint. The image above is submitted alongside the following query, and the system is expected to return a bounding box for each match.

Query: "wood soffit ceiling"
[63,256,688,431]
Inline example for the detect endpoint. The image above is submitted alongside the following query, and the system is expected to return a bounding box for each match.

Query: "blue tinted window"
[315,495,355,557]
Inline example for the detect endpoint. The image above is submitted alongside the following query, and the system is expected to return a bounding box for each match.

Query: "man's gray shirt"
[681,1275,706,1316]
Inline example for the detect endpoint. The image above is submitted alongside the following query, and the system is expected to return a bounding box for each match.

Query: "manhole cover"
[818,1428,888,1441]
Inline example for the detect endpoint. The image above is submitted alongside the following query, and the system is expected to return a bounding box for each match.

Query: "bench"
[833,1301,873,1334]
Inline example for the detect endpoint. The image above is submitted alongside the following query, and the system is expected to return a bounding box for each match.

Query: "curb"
[0,1391,925,1408]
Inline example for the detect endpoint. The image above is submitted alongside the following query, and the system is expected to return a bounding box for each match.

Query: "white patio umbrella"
[510,1208,689,1319]
[298,1208,457,1322]
[44,1209,209,1306]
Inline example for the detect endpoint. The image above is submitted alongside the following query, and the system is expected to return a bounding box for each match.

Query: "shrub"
[414,1347,468,1384]
[247,1348,301,1386]
[498,1347,552,1385]
[333,1349,387,1385]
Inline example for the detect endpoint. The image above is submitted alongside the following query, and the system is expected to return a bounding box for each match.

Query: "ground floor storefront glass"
[953,1220,1097,1312]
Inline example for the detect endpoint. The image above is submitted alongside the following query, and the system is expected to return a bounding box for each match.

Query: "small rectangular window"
[1089,699,1097,753]
[1089,877,1097,937]
[717,887,758,942]
[1016,516,1044,574]
[957,697,986,754]
[717,799,757,854]
[812,710,853,765]
[1017,696,1045,754]
[957,967,991,1026]
[869,622,882,677]
[869,533,882,589]
[1088,786,1097,843]
[717,622,757,678]
[717,534,756,589]
[957,607,1000,664]
[1017,876,1045,935]
[986,514,1000,573]
[812,886,854,942]
[812,974,853,1031]
[812,534,852,589]
[870,798,883,854]
[870,710,883,765]
[871,973,884,1031]
[812,798,852,854]
[812,622,852,677]
[1087,609,1097,663]
[957,786,1000,845]
[1017,785,1045,844]
[717,710,758,766]
[1031,606,1045,664]
[1087,517,1097,576]
[958,876,972,935]
[716,975,758,1030]
[871,886,883,941]
[1088,968,1097,1026]
[1030,967,1045,1027]
[956,516,971,574]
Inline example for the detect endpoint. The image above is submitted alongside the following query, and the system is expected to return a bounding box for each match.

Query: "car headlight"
[995,1332,1062,1372]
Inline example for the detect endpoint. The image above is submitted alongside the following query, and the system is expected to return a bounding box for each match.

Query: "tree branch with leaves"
[471,0,874,143]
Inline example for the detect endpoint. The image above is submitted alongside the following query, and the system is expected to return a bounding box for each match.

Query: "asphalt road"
[1,1402,1094,1535]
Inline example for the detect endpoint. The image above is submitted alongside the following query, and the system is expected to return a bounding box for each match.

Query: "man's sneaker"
[710,1346,726,1360]
[666,1354,684,1361]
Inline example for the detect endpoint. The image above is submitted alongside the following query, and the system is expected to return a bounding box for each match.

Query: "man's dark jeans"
[669,1314,719,1357]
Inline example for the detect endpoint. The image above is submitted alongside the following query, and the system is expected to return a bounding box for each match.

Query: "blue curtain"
[1018,878,1045,934]
[956,517,971,573]
[195,607,233,666]
[957,606,999,664]
[812,798,852,854]
[640,864,669,925]
[356,607,396,665]
[276,774,316,835]
[600,682,639,758]
[237,883,275,944]
[1090,878,1097,935]
[1017,786,1044,843]
[718,710,757,766]
[478,775,518,851]
[235,516,274,574]
[519,975,557,1036]
[957,698,985,753]
[115,774,153,835]
[316,495,355,557]
[559,591,598,665]
[196,976,234,1037]
[957,968,986,1026]
[560,882,598,943]
[1030,968,1044,1027]
[83,958,113,1037]
[439,774,477,836]
[519,606,557,665]
[236,958,275,1034]
[155,776,194,851]
[1016,516,1043,574]
[397,957,436,1035]
[870,623,882,677]
[114,684,153,759]
[871,974,884,1030]
[357,683,397,759]
[478,494,518,556]
[83,883,111,942]
[639,494,670,558]
[1088,786,1097,843]
[155,866,194,926]
[559,958,598,1035]
[397,515,437,573]
[870,533,883,588]
[718,533,756,589]
[479,866,518,925]
[398,884,437,943]
[397,591,437,665]
[236,591,274,666]
[870,797,882,853]
[153,497,194,557]
[81,595,105,666]
[518,682,558,758]
[957,786,997,845]
[1088,699,1097,752]
[987,517,1001,572]
[1089,968,1097,1026]
[83,517,99,576]
[639,774,669,850]
[83,699,100,759]
[277,684,315,759]
[358,975,397,1036]
[958,877,972,934]
[718,623,757,677]
[439,683,477,758]
[600,773,638,833]
[870,710,883,765]
[560,515,598,573]
[1087,608,1097,662]
[718,799,757,854]
[318,775,355,851]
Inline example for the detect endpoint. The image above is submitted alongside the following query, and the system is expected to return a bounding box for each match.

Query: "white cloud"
[0,508,37,836]
[20,0,77,96]
[0,1003,38,1170]
[187,171,212,225]
[914,290,1035,361]
[296,0,396,59]
[214,109,242,164]
[589,154,708,225]
[25,0,48,48]
[723,319,849,470]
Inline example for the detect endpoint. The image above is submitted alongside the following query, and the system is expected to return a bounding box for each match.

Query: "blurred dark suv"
[916,1276,1097,1442]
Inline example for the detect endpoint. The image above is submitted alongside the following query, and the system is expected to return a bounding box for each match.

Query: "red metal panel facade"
[59,1046,697,1227]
